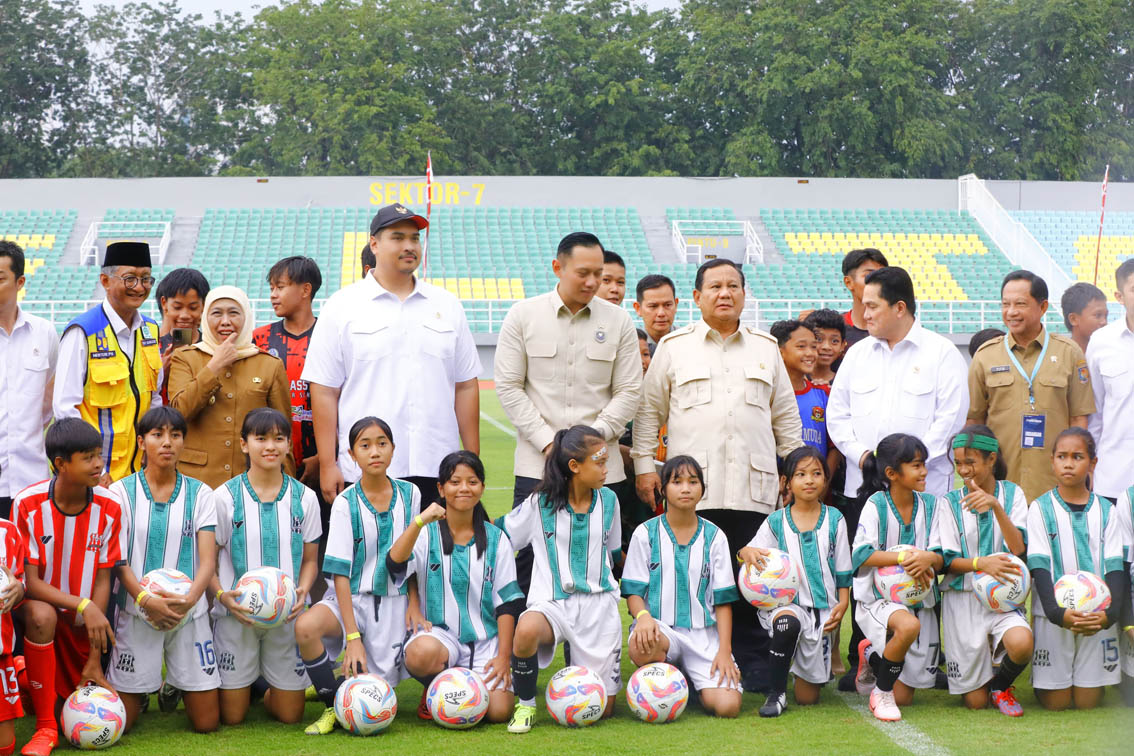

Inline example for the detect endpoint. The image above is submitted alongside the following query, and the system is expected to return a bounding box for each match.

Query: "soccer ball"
[233,566,296,628]
[426,667,490,729]
[334,674,398,735]
[625,662,689,723]
[138,567,194,631]
[873,545,934,606]
[545,665,606,727]
[1054,570,1111,613]
[972,554,1030,613]
[738,548,801,608]
[61,685,126,749]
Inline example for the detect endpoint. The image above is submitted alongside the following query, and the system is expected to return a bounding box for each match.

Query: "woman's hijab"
[196,285,260,359]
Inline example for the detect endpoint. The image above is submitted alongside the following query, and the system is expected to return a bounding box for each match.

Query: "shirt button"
[226,392,234,399]
[224,464,231,471]
[225,372,232,378]
[225,440,232,447]
[727,388,732,393]
[225,416,232,423]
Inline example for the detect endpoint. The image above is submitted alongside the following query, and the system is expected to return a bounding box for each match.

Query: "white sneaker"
[869,687,901,722]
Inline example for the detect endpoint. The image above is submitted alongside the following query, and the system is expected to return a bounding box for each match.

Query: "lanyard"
[1005,329,1048,408]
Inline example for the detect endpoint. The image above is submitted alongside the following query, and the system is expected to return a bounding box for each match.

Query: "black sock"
[988,656,1027,692]
[302,650,341,708]
[250,675,269,698]
[413,673,437,692]
[512,654,538,705]
[768,613,801,695]
[869,651,882,674]
[875,654,904,692]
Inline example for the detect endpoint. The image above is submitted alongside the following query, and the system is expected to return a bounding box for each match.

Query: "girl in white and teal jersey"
[209,408,322,726]
[1027,428,1125,711]
[851,432,944,723]
[497,425,623,733]
[389,450,525,725]
[623,455,741,718]
[740,446,851,718]
[294,416,421,735]
[109,406,219,733]
[933,424,1031,716]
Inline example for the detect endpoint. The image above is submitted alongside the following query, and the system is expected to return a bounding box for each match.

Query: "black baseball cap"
[369,204,428,235]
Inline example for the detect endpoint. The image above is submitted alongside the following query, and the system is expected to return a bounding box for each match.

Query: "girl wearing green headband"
[935,424,1031,716]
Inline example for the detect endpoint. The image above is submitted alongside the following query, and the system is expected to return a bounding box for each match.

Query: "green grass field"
[18,390,1128,754]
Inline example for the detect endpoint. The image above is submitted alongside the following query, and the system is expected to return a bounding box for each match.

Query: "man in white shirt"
[0,242,58,517]
[303,204,481,507]
[1087,257,1134,502]
[53,241,163,485]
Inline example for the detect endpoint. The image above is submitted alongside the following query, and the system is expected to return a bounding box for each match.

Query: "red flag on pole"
[423,151,434,276]
[1093,164,1109,286]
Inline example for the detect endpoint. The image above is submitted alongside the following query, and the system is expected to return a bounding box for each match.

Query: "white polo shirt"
[0,308,58,497]
[827,320,969,498]
[302,274,481,480]
[1086,316,1134,498]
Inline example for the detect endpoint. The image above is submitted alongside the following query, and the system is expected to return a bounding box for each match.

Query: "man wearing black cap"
[54,241,163,484]
[304,204,482,506]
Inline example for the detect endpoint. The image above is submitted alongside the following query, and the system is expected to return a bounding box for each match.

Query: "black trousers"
[834,492,868,667]
[0,497,10,521]
[405,476,443,507]
[699,508,772,694]
[511,476,542,597]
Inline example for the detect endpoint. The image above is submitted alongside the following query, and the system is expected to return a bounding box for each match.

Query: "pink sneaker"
[990,687,1023,717]
[869,687,901,721]
[855,638,876,696]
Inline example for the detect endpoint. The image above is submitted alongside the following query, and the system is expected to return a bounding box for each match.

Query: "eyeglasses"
[110,274,157,289]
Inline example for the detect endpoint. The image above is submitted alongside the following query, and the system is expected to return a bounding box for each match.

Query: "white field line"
[480,411,517,438]
[835,691,951,756]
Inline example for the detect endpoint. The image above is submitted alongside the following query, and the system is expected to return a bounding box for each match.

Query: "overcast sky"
[79,0,680,18]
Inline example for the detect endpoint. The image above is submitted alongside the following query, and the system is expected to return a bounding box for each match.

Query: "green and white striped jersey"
[933,481,1028,592]
[323,478,421,596]
[851,490,940,608]
[1026,489,1123,580]
[753,504,852,610]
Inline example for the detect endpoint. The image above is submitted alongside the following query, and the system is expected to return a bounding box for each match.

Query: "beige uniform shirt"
[631,320,804,514]
[494,289,642,481]
[968,328,1095,502]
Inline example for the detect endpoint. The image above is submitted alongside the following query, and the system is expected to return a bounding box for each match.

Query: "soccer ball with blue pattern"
[972,553,1030,613]
[61,685,126,749]
[738,548,801,608]
[545,665,605,727]
[233,566,296,628]
[334,674,397,735]
[1054,570,1111,613]
[426,667,489,729]
[626,663,688,723]
[138,567,193,631]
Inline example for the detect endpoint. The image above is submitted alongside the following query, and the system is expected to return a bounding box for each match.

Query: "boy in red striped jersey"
[0,519,27,756]
[14,419,121,756]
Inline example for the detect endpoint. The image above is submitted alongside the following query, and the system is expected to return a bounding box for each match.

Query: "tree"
[0,0,88,178]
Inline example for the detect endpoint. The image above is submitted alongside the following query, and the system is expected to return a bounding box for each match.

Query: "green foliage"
[4,0,1132,180]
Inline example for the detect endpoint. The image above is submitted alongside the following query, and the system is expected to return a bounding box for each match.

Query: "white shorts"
[941,590,1030,694]
[629,620,741,692]
[319,592,408,685]
[213,615,308,691]
[1031,615,1121,690]
[525,591,622,695]
[107,612,218,693]
[758,604,833,686]
[856,600,939,690]
[405,626,511,691]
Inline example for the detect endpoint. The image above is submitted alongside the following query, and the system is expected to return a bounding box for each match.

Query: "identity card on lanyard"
[1006,330,1048,449]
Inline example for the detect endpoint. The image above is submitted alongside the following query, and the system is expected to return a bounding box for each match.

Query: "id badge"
[1022,414,1046,449]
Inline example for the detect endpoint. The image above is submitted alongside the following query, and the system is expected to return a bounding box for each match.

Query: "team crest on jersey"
[648,561,660,572]
[429,562,442,572]
[291,516,302,534]
[811,406,825,422]
[181,520,193,538]
[115,652,135,674]
[233,520,244,530]
[86,533,105,552]
[483,565,494,582]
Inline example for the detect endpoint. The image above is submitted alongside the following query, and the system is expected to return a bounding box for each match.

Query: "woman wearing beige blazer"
[168,285,294,487]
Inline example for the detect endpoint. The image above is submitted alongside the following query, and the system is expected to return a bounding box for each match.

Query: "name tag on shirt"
[1022,414,1046,449]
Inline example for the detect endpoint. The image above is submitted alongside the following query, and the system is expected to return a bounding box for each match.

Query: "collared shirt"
[53,300,164,421]
[494,289,642,481]
[1086,317,1134,498]
[968,327,1095,502]
[302,275,481,480]
[828,321,969,498]
[0,308,58,497]
[631,319,803,514]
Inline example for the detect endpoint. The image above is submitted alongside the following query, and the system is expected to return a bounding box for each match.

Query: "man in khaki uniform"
[969,270,1095,502]
[494,231,642,592]
[632,258,803,693]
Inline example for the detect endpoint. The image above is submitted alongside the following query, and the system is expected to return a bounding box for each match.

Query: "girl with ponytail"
[497,425,624,732]
[388,450,524,725]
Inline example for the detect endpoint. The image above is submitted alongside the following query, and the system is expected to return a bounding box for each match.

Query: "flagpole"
[423,151,433,279]
[1093,164,1109,287]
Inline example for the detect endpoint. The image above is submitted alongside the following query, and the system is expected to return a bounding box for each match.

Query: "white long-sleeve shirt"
[0,308,58,497]
[827,321,969,498]
[1086,316,1134,498]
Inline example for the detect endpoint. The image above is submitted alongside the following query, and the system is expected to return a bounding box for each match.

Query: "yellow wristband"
[135,590,150,607]
[216,588,225,601]
[1124,625,1134,633]
[76,598,91,614]
[972,556,979,571]
[414,515,425,528]
[635,609,650,620]
[896,550,906,564]
[346,632,362,642]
